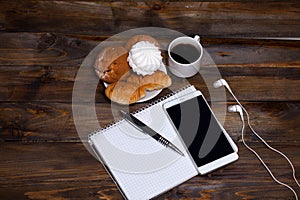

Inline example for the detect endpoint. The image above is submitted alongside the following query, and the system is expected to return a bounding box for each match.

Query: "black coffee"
[170,44,200,64]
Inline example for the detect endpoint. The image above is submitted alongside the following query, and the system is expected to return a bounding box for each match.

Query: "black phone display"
[165,95,236,167]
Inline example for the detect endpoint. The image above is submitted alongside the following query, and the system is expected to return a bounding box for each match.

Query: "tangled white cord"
[214,79,299,200]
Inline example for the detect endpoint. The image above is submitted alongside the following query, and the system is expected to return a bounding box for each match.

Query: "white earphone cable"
[238,104,299,200]
[229,89,300,186]
[226,87,299,199]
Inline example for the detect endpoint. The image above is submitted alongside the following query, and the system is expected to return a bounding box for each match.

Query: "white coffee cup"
[168,35,203,78]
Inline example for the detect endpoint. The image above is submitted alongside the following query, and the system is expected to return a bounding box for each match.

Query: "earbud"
[213,79,232,92]
[228,105,244,121]
[228,105,241,113]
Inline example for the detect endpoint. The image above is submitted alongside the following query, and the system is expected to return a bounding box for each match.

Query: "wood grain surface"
[0,1,300,200]
[0,33,299,102]
[0,142,299,200]
[1,1,300,37]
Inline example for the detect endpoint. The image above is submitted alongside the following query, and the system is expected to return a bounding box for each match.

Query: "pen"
[120,110,184,156]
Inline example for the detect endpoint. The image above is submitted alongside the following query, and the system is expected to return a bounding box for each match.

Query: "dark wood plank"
[1,102,299,143]
[0,142,123,200]
[0,33,299,102]
[0,142,299,200]
[1,1,300,37]
[0,32,97,66]
[2,33,299,67]
[1,65,300,102]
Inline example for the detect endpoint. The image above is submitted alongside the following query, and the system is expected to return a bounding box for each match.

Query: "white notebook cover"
[89,85,199,200]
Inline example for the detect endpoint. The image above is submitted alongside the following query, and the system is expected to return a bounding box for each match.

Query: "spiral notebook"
[89,85,199,200]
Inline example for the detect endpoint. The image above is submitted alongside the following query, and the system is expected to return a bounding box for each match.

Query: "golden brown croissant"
[105,71,171,105]
[140,71,172,91]
[105,71,145,105]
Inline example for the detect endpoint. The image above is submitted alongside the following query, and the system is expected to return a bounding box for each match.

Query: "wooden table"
[1,1,300,199]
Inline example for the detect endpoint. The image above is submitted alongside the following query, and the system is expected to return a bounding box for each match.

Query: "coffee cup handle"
[193,35,200,42]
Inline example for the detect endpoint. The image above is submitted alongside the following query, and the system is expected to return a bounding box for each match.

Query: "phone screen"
[166,95,235,167]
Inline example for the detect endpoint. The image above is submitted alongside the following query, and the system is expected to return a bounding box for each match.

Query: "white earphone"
[213,78,300,200]
[228,105,244,121]
[213,79,232,93]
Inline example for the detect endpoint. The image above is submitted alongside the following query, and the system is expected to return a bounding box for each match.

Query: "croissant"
[140,71,172,91]
[105,72,145,105]
[105,71,171,105]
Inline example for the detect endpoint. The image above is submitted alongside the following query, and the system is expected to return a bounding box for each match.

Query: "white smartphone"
[163,91,238,175]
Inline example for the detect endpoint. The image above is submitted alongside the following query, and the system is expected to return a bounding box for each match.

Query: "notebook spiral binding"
[88,84,192,141]
[132,84,191,115]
